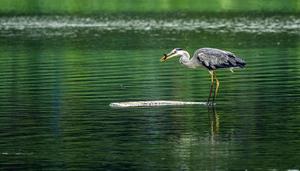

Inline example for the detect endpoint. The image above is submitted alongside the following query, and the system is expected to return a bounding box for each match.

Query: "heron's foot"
[206,101,216,107]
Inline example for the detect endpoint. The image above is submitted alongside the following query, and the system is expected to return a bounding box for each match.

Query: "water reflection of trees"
[0,0,298,13]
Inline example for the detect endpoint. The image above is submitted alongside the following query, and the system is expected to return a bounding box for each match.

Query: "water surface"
[0,14,299,170]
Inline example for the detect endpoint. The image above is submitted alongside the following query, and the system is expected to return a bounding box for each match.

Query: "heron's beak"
[160,52,177,62]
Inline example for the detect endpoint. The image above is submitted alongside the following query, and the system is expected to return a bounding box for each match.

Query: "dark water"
[0,14,300,170]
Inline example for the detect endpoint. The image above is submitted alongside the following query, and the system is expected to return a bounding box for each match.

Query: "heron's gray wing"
[194,48,246,70]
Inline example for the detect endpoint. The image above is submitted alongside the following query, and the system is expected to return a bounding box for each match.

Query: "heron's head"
[160,48,184,62]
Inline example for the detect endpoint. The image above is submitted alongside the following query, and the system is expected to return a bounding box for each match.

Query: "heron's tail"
[235,56,246,68]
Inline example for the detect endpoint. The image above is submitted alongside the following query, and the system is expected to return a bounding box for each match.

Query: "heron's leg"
[213,71,220,101]
[207,71,214,104]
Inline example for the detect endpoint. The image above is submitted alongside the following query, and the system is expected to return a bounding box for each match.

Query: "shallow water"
[0,14,299,170]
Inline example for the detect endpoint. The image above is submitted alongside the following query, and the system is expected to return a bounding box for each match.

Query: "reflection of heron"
[161,48,246,103]
[208,107,219,143]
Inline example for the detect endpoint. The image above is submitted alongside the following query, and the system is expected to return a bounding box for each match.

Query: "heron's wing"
[194,48,246,70]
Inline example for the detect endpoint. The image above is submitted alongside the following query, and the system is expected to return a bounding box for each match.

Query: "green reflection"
[0,13,299,170]
[0,0,299,14]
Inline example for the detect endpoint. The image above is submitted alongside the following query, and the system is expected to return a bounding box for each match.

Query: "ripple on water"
[0,15,299,37]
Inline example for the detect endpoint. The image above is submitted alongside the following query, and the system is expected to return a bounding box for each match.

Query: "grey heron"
[160,48,246,103]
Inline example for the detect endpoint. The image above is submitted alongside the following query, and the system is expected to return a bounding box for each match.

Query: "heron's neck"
[179,51,194,68]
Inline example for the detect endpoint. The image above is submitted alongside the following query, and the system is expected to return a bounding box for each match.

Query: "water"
[0,14,299,170]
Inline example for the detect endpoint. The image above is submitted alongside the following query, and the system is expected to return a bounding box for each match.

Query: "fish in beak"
[160,54,168,62]
[160,51,178,62]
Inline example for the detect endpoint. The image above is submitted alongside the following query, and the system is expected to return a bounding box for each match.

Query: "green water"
[0,0,299,13]
[0,12,300,170]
